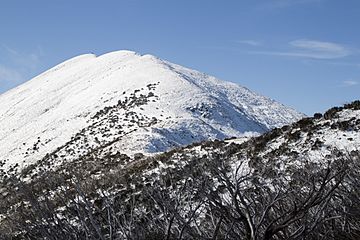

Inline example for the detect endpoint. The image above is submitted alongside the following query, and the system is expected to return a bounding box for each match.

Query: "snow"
[0,50,304,170]
[252,108,360,168]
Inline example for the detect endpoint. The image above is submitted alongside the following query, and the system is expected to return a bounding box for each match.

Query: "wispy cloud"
[0,45,43,88]
[2,45,42,71]
[250,39,353,60]
[236,40,262,46]
[342,80,358,87]
[0,65,24,84]
[289,39,351,59]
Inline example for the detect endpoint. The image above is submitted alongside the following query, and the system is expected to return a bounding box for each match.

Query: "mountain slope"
[1,101,359,239]
[0,50,303,170]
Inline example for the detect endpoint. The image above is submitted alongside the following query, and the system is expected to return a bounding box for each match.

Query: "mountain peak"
[0,51,304,170]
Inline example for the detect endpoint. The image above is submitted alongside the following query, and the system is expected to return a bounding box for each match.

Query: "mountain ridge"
[1,100,359,239]
[0,50,304,170]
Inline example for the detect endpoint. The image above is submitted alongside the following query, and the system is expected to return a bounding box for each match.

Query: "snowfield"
[0,50,303,170]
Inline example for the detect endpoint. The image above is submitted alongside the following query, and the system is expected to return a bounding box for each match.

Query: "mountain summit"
[0,50,303,169]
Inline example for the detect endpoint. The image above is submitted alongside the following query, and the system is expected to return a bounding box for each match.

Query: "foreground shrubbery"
[0,148,360,240]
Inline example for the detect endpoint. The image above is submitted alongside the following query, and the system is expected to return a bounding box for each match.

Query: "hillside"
[0,101,359,239]
[0,50,303,171]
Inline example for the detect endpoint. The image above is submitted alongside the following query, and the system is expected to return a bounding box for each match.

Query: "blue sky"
[0,0,359,115]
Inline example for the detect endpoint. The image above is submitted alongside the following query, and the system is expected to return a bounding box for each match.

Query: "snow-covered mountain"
[0,50,303,170]
[1,101,359,239]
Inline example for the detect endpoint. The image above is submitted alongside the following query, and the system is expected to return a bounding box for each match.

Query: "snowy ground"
[0,50,303,170]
